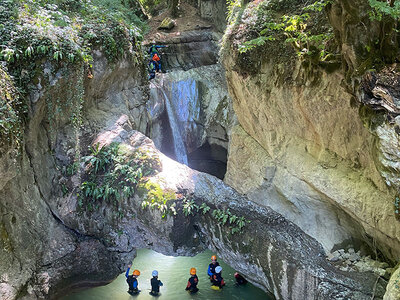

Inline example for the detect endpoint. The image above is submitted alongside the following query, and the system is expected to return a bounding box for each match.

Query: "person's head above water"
[132,269,140,276]
[211,255,217,263]
[152,270,158,277]
[190,268,196,275]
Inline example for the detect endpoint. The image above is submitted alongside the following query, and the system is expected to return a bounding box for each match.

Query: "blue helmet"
[152,270,158,277]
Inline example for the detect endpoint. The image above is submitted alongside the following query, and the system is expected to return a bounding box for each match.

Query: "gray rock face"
[197,0,227,32]
[0,52,149,300]
[384,266,400,300]
[221,0,400,263]
[156,30,220,71]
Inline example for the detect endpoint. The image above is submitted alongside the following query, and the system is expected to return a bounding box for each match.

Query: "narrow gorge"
[0,0,400,299]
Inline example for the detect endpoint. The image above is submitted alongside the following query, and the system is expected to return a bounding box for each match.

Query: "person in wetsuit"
[125,264,140,294]
[234,272,248,285]
[185,268,199,293]
[207,255,220,281]
[150,270,163,296]
[211,266,225,290]
[148,43,168,73]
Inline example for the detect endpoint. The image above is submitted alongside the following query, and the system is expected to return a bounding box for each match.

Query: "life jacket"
[152,53,160,61]
[208,262,220,275]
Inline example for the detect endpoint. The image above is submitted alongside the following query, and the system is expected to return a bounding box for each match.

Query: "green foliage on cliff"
[180,193,250,235]
[237,0,335,62]
[77,143,161,210]
[140,181,177,218]
[0,0,146,145]
[0,67,23,149]
[368,0,400,20]
[0,0,145,68]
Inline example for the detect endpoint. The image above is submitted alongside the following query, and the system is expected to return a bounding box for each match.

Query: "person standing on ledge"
[185,268,199,293]
[150,270,163,296]
[125,264,141,294]
[207,255,220,281]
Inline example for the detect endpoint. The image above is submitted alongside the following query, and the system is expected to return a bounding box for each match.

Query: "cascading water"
[151,77,201,166]
[163,87,189,165]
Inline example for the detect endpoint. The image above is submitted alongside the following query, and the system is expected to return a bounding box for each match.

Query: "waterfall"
[159,86,189,165]
[150,77,200,166]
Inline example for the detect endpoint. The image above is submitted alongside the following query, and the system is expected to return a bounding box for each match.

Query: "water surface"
[63,249,272,300]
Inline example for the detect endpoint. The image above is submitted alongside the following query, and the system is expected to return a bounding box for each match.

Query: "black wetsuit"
[235,273,248,285]
[211,273,225,288]
[186,275,199,293]
[150,276,163,295]
[207,262,220,277]
[126,276,138,293]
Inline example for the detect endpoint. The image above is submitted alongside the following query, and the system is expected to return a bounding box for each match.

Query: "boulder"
[158,17,176,30]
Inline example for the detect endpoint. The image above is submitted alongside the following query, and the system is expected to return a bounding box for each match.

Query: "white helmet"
[152,270,158,277]
[215,266,222,273]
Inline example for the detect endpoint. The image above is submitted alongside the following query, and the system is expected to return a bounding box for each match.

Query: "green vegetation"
[211,208,249,235]
[182,197,198,216]
[140,181,177,218]
[181,194,250,235]
[238,0,335,62]
[368,0,400,21]
[395,196,400,220]
[0,0,146,147]
[0,67,23,149]
[76,142,161,211]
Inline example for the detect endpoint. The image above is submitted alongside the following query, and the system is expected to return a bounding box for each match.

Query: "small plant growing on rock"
[212,208,250,235]
[199,203,211,215]
[140,181,177,218]
[182,197,199,216]
[395,196,400,220]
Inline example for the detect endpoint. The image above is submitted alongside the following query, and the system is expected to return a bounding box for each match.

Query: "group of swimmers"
[125,255,247,296]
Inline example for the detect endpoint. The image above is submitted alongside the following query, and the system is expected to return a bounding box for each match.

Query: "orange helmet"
[132,269,140,276]
[190,268,196,275]
[211,255,217,261]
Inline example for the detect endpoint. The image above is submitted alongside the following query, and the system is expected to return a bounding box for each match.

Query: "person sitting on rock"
[125,264,141,294]
[207,255,220,281]
[211,266,225,290]
[150,270,163,296]
[234,272,247,285]
[185,268,199,293]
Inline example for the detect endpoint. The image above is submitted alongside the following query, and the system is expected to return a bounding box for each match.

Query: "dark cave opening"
[187,141,227,180]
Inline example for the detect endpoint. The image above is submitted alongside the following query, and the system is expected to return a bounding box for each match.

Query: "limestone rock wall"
[0,53,149,299]
[221,0,400,262]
